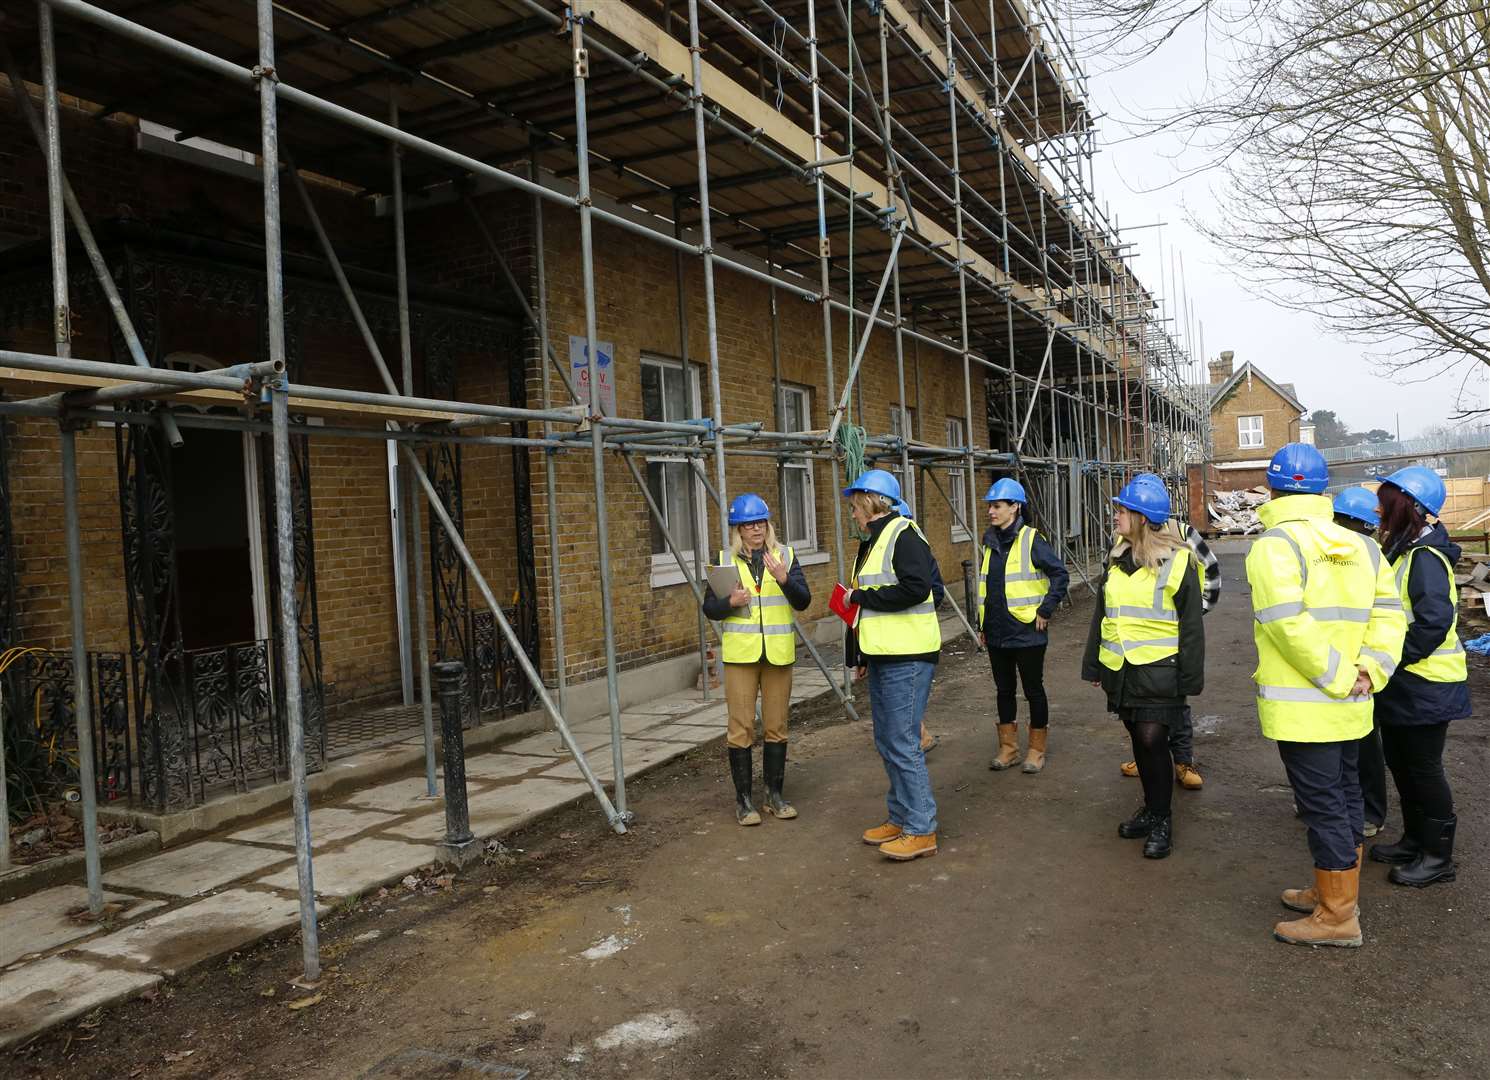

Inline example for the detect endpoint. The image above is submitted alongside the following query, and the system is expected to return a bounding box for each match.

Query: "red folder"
[829,582,860,627]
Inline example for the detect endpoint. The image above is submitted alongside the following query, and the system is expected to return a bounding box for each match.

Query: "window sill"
[951,528,972,544]
[796,550,830,567]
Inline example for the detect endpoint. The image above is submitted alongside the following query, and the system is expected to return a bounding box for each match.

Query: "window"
[946,416,971,541]
[642,357,705,583]
[778,384,817,553]
[889,404,917,508]
[1238,415,1264,449]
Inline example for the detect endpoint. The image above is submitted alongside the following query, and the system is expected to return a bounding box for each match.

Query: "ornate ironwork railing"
[1,650,130,805]
[185,639,280,799]
[472,609,539,718]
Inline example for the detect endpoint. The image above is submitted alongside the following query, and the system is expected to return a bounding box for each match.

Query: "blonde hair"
[1112,514,1182,572]
[849,491,896,519]
[729,520,781,561]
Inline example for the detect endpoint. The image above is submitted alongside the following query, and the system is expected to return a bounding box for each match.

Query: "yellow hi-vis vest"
[1396,546,1467,683]
[977,525,1049,625]
[1098,547,1193,670]
[718,546,796,665]
[855,517,942,656]
[1245,495,1407,742]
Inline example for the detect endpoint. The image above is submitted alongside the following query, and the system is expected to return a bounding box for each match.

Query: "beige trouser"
[724,661,794,748]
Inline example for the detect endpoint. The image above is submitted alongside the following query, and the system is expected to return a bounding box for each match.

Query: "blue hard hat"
[1381,466,1446,515]
[982,477,1027,503]
[1267,443,1329,494]
[842,468,902,502]
[1113,476,1171,525]
[1332,487,1381,528]
[1129,471,1166,490]
[892,499,913,519]
[727,492,771,525]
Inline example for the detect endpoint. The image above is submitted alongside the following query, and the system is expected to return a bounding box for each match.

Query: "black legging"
[1381,722,1454,821]
[988,645,1049,728]
[1123,714,1172,815]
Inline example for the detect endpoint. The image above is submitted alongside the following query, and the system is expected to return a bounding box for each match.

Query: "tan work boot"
[1281,845,1363,913]
[1273,866,1363,948]
[1120,760,1139,777]
[880,833,938,861]
[863,821,903,846]
[1175,762,1204,790]
[1022,728,1048,774]
[989,724,1021,771]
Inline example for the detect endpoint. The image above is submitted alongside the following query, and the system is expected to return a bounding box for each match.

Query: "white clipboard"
[706,563,742,598]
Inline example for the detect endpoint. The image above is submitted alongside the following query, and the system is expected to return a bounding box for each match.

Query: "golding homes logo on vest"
[1312,553,1359,569]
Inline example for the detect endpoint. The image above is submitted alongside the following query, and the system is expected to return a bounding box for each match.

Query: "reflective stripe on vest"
[855,518,942,656]
[1396,546,1467,683]
[1249,517,1382,742]
[978,525,1049,626]
[1098,547,1192,671]
[718,546,797,665]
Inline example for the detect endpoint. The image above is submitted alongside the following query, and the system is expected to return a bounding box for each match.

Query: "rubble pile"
[1207,487,1270,534]
[1454,552,1490,628]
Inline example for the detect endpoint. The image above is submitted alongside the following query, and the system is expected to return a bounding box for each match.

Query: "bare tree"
[1076,0,1490,412]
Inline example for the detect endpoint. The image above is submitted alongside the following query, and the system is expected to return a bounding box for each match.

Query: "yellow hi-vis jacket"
[1098,546,1193,670]
[855,518,942,656]
[978,524,1050,625]
[1245,495,1407,742]
[718,546,796,665]
[1396,546,1467,682]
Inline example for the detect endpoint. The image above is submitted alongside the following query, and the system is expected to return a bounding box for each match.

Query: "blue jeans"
[867,659,938,835]
[1278,740,1362,870]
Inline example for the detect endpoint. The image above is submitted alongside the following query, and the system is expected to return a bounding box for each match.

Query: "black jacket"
[1376,523,1472,726]
[845,513,941,666]
[1081,545,1204,710]
[980,519,1070,649]
[702,548,811,666]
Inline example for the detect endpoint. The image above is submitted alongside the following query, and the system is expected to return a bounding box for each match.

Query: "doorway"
[169,424,264,651]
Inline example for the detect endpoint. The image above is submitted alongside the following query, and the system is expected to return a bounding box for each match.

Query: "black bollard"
[434,660,479,867]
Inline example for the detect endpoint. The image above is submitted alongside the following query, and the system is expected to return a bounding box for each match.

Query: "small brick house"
[1207,352,1307,471]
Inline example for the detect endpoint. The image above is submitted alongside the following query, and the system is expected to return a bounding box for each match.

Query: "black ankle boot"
[1118,806,1156,839]
[728,746,760,826]
[761,741,797,819]
[1390,816,1457,887]
[1143,814,1173,859]
[1370,804,1423,864]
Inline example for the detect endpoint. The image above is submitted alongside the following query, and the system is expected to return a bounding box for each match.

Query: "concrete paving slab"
[0,955,160,1050]
[227,805,401,848]
[383,778,590,842]
[540,741,692,782]
[630,723,721,744]
[0,886,165,968]
[462,752,552,782]
[621,696,717,717]
[339,774,444,813]
[499,729,612,757]
[258,837,433,898]
[555,712,668,736]
[103,840,290,898]
[74,889,302,975]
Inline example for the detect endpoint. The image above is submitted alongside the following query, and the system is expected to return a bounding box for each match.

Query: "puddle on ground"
[1192,714,1226,735]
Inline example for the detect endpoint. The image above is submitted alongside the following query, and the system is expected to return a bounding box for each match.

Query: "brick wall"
[1,78,989,708]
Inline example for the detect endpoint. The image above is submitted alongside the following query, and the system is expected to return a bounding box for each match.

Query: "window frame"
[888,404,918,507]
[641,355,707,586]
[777,383,819,555]
[945,415,972,542]
[1237,414,1265,449]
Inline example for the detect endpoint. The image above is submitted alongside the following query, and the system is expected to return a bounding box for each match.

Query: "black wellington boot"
[1370,803,1423,864]
[1118,806,1157,839]
[761,741,798,819]
[1143,814,1173,859]
[1390,816,1457,887]
[728,746,761,826]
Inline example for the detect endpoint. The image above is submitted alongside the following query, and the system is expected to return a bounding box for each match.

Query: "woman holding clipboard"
[701,493,812,826]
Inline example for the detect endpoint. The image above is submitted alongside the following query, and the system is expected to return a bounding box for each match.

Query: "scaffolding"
[0,0,1207,980]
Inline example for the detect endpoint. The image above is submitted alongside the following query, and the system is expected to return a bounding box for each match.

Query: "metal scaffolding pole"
[674,201,713,702]
[569,12,630,821]
[252,0,319,983]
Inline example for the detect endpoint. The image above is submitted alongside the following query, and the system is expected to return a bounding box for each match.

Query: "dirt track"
[10,540,1490,1079]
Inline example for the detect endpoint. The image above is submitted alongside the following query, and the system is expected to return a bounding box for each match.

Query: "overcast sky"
[1073,17,1477,439]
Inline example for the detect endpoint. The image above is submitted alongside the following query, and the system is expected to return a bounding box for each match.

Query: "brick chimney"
[1208,350,1234,385]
